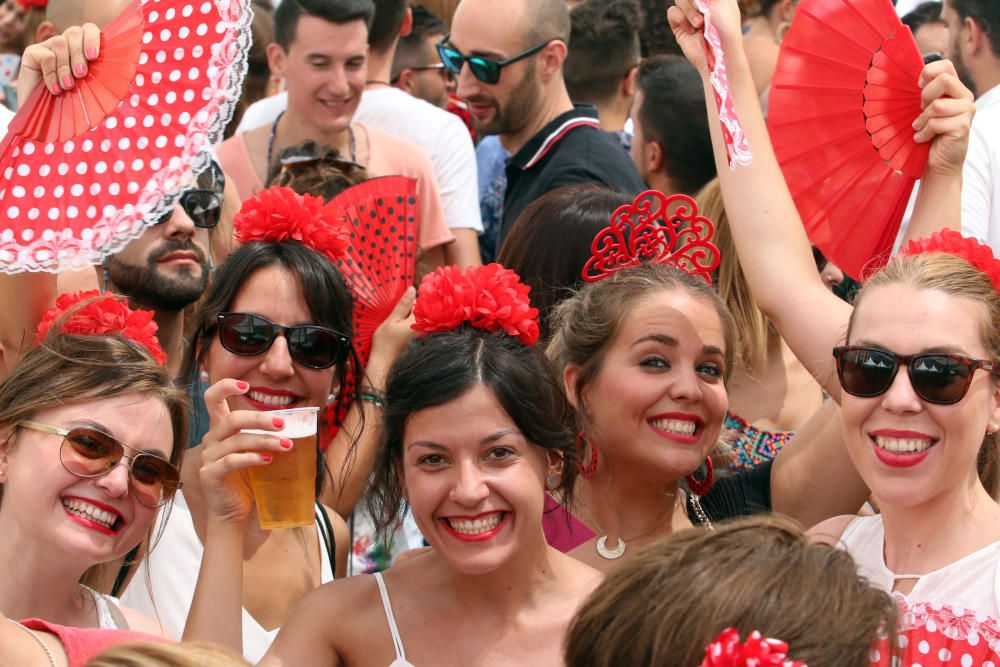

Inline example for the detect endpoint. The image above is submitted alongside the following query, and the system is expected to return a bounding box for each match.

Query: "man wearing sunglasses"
[391,5,454,109]
[446,0,645,254]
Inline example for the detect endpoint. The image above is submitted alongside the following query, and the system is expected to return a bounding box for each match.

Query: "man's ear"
[646,140,665,176]
[399,7,413,38]
[34,20,56,44]
[539,39,568,81]
[266,42,287,78]
[965,15,988,58]
[395,68,416,94]
[622,65,639,100]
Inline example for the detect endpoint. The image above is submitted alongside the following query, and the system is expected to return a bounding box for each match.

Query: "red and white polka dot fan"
[0,0,252,273]
[869,600,1000,666]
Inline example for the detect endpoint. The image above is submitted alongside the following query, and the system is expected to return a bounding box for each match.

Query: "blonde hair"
[697,178,772,375]
[86,641,249,666]
[565,515,897,667]
[851,252,1000,496]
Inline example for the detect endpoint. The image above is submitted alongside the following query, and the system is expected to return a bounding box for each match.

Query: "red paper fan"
[870,600,1000,666]
[768,0,928,280]
[321,176,417,442]
[0,0,252,274]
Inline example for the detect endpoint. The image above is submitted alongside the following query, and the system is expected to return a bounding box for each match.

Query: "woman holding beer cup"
[255,264,602,666]
[120,187,417,661]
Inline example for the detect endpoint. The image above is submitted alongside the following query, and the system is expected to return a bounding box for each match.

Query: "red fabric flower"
[13,0,47,10]
[900,229,1000,294]
[233,185,350,263]
[413,263,540,346]
[35,290,167,366]
[699,628,806,667]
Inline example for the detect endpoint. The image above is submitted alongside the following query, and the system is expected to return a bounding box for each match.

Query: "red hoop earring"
[577,432,598,480]
[685,457,714,497]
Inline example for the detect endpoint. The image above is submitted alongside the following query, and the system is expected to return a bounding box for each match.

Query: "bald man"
[445,0,643,253]
[33,0,131,42]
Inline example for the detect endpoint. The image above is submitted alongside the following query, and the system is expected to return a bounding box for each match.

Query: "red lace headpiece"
[412,263,540,346]
[700,628,807,667]
[899,229,1000,294]
[35,290,167,366]
[233,186,351,263]
[582,190,721,283]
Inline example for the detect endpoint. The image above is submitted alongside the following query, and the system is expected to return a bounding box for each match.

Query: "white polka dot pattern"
[869,600,1000,666]
[0,0,252,273]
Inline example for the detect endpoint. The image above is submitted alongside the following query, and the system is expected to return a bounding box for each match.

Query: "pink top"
[215,124,454,251]
[19,618,165,667]
[542,495,595,553]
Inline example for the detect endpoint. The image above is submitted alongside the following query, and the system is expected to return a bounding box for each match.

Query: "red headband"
[582,190,721,284]
[412,263,540,346]
[899,229,1000,293]
[35,290,167,366]
[700,628,806,667]
[233,186,350,263]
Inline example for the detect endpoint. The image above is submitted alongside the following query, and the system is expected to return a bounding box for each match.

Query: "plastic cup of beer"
[244,406,318,530]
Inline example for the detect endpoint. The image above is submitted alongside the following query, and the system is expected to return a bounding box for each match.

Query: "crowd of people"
[0,0,999,665]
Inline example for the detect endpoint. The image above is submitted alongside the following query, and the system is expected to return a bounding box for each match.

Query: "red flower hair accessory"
[899,229,1000,294]
[13,0,46,10]
[233,186,351,263]
[412,263,540,346]
[700,629,807,667]
[583,190,721,284]
[34,290,167,366]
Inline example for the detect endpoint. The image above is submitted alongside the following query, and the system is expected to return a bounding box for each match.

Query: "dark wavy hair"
[367,327,577,541]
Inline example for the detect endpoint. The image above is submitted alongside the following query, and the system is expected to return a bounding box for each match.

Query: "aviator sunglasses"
[217,313,351,370]
[17,421,181,508]
[832,346,1000,405]
[154,188,223,228]
[436,34,554,85]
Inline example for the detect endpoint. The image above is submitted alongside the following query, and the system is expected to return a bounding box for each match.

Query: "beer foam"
[242,408,318,439]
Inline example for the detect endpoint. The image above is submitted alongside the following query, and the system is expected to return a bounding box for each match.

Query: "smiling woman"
[258,264,601,667]
[0,294,188,637]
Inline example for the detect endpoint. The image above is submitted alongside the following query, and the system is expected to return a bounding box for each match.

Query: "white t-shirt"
[894,0,923,18]
[960,86,1000,255]
[0,105,14,138]
[235,89,483,232]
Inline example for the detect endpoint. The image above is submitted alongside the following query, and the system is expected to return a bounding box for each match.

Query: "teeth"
[248,391,295,407]
[874,437,933,454]
[447,513,504,535]
[651,419,697,436]
[63,499,118,529]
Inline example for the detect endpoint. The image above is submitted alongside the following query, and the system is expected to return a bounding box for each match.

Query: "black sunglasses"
[436,34,554,85]
[155,189,223,229]
[17,421,181,508]
[217,312,350,370]
[833,346,1000,405]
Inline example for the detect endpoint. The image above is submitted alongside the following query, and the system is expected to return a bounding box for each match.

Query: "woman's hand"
[914,59,976,178]
[198,379,291,525]
[17,23,100,105]
[366,286,417,384]
[668,0,744,78]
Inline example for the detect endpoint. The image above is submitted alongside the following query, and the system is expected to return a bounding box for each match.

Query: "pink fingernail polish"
[272,417,285,428]
[74,63,86,76]
[49,83,60,95]
[86,47,98,59]
[62,75,73,89]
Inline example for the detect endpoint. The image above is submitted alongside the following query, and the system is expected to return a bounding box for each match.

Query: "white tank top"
[373,572,415,667]
[840,515,1000,617]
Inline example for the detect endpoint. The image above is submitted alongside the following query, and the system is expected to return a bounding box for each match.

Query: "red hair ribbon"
[700,628,807,667]
[582,190,721,284]
[899,229,1000,294]
[35,290,167,366]
[233,185,351,263]
[412,263,540,346]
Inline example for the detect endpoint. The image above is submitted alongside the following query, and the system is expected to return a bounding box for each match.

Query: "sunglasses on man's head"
[154,189,223,229]
[833,346,1000,405]
[436,34,554,85]
[17,421,181,508]
[217,312,350,370]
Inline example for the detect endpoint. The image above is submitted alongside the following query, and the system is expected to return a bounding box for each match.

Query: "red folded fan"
[768,0,928,280]
[321,176,418,441]
[870,600,1000,666]
[0,0,251,274]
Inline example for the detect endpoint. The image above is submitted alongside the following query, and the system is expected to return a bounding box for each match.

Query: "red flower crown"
[899,229,1000,294]
[35,290,167,366]
[700,629,807,667]
[233,185,351,263]
[412,263,540,346]
[582,190,721,284]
